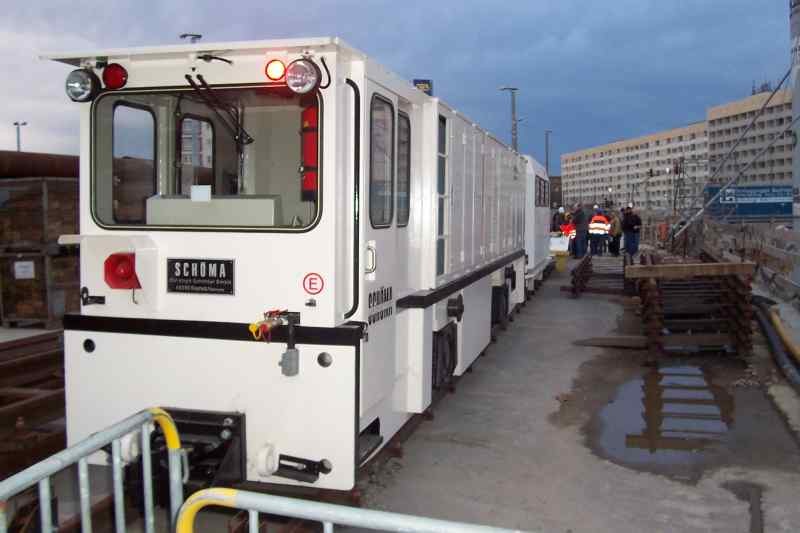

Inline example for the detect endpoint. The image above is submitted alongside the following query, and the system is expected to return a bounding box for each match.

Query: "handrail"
[176,487,531,533]
[0,407,184,533]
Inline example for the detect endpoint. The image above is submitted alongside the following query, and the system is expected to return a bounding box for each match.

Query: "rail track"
[0,331,66,481]
[628,254,755,357]
[561,254,635,298]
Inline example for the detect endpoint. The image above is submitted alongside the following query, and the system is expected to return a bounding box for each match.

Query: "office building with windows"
[707,89,792,186]
[561,122,709,210]
[181,118,214,168]
[560,88,793,212]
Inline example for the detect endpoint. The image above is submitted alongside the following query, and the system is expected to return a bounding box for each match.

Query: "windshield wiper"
[184,74,254,147]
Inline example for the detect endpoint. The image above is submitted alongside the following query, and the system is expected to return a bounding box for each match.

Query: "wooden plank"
[0,331,61,352]
[574,336,648,349]
[0,388,64,428]
[661,334,731,347]
[625,262,755,279]
[574,333,731,349]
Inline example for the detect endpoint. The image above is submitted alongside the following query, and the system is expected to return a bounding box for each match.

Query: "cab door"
[360,84,399,423]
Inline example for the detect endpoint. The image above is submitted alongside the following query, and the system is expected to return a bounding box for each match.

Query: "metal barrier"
[0,407,184,533]
[176,487,531,533]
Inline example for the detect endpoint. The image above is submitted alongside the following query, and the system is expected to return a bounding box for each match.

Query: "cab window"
[397,112,411,227]
[112,103,155,224]
[93,87,321,229]
[369,95,394,227]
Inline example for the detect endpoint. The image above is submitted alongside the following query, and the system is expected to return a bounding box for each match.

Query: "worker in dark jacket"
[608,210,623,256]
[571,203,588,258]
[551,207,566,231]
[622,204,642,257]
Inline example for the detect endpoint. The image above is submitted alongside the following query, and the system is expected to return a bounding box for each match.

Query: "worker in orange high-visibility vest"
[560,222,576,240]
[588,205,610,256]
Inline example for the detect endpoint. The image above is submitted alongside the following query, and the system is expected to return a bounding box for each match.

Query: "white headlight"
[286,59,321,94]
[65,69,100,102]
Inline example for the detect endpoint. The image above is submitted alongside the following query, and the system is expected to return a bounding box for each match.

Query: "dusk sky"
[0,1,790,174]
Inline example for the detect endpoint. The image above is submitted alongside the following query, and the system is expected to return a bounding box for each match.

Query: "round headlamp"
[286,59,321,94]
[65,69,101,102]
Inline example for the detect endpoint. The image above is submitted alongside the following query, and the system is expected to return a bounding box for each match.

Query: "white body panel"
[49,37,548,491]
[65,331,358,489]
[454,277,491,375]
[525,156,552,288]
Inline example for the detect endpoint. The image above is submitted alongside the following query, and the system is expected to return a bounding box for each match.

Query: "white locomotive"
[45,37,551,491]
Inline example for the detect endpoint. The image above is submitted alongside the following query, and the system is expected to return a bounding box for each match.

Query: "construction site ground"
[337,260,800,533]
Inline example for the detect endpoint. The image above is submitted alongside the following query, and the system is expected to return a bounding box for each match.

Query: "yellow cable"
[147,408,182,450]
[768,308,800,366]
[175,488,238,533]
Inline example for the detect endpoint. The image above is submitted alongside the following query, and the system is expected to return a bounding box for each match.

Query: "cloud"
[0,24,95,154]
[0,0,790,173]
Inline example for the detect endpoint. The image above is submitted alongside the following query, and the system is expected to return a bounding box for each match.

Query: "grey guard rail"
[0,407,185,533]
[176,488,533,533]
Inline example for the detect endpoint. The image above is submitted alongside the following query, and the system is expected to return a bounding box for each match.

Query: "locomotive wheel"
[431,336,440,390]
[444,333,456,383]
[432,334,446,390]
[439,334,453,387]
[491,287,502,325]
[498,291,509,331]
[432,332,456,390]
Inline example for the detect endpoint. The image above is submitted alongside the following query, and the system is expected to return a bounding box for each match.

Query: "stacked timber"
[0,152,80,327]
[625,254,755,356]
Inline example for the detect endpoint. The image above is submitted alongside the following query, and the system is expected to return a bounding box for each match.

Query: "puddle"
[586,359,800,485]
[593,364,735,477]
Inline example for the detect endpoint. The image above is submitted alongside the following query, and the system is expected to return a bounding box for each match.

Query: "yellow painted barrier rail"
[176,487,533,533]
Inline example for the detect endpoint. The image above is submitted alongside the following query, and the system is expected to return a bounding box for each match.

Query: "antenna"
[180,33,202,43]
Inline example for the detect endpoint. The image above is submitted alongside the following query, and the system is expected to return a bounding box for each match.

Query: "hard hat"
[558,207,565,213]
[593,204,599,210]
[627,203,633,208]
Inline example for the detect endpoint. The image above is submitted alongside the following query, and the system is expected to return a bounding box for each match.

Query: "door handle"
[365,243,377,274]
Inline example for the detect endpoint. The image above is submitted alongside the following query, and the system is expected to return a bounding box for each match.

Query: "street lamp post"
[545,129,553,177]
[13,121,27,152]
[499,87,519,152]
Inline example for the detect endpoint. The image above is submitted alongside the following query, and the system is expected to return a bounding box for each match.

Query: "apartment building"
[707,89,792,186]
[561,122,709,210]
[180,118,213,168]
[560,88,793,212]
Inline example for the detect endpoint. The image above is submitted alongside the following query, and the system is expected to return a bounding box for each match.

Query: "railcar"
[524,156,551,293]
[44,37,550,491]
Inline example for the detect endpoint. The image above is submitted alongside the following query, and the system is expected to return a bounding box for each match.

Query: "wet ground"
[551,289,800,486]
[579,356,800,483]
[356,263,800,532]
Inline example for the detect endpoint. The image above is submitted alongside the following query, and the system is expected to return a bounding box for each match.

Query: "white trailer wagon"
[43,36,550,493]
